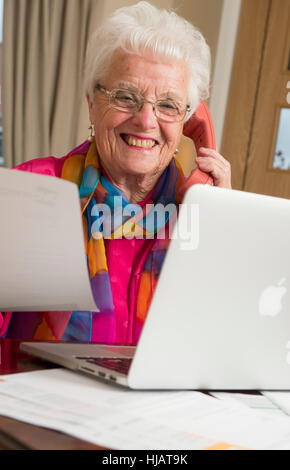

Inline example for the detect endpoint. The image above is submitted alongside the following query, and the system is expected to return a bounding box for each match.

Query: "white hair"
[84,1,211,119]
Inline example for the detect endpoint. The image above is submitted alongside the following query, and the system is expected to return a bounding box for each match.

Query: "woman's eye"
[116,92,136,103]
[158,101,178,110]
[157,101,180,116]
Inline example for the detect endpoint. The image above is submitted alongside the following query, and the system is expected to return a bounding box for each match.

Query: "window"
[272,108,290,170]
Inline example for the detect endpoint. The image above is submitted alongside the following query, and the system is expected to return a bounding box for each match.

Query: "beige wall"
[101,0,175,18]
[173,0,223,80]
[97,0,223,79]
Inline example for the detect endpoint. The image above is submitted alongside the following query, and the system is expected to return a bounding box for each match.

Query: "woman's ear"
[86,93,94,123]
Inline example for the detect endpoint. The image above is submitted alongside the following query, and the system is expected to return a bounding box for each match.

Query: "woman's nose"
[131,102,158,129]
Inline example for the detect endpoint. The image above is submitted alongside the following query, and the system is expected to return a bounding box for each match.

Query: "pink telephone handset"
[179,101,215,199]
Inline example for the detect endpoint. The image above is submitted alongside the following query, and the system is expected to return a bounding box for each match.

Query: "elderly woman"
[0,1,231,343]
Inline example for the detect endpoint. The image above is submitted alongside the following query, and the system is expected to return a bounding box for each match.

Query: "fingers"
[199,147,230,166]
[196,148,232,189]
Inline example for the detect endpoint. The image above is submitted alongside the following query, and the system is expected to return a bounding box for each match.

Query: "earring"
[175,148,179,154]
[88,123,95,142]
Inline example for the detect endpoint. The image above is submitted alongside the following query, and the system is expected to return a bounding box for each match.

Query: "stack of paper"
[1,369,290,449]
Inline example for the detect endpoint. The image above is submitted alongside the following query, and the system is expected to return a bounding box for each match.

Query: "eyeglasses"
[95,83,191,123]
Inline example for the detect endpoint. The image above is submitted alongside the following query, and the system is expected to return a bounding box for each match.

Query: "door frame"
[220,0,272,190]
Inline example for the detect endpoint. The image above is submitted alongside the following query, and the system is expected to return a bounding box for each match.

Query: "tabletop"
[0,339,264,451]
[0,338,105,450]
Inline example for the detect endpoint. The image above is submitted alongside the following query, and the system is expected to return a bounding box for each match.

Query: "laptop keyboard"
[76,357,132,375]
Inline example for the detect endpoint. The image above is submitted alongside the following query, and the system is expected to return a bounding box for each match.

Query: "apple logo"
[259,278,287,317]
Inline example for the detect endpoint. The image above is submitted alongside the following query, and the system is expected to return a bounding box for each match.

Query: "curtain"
[2,0,103,168]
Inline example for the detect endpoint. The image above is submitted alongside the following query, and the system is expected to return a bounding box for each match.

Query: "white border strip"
[209,0,242,152]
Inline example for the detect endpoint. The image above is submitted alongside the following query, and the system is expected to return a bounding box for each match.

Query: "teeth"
[126,135,156,148]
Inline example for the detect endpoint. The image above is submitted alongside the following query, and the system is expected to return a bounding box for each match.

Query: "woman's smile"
[120,133,159,150]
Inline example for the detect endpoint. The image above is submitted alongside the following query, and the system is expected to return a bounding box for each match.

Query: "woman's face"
[87,50,189,178]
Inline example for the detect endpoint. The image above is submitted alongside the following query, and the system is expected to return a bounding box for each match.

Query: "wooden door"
[222,0,290,197]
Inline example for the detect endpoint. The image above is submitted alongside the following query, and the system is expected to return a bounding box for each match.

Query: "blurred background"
[0,0,289,197]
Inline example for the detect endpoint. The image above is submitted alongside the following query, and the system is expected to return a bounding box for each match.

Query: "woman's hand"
[178,147,232,200]
[196,147,232,189]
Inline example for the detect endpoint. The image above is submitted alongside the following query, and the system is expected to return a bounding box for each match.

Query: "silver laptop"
[21,185,290,390]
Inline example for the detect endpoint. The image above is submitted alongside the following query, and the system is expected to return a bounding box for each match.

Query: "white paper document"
[2,369,290,449]
[212,392,286,417]
[0,167,98,312]
[263,392,290,416]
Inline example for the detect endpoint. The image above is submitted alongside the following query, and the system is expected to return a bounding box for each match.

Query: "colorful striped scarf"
[61,141,185,341]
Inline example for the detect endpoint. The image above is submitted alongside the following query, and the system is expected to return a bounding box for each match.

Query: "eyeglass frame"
[95,83,191,123]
